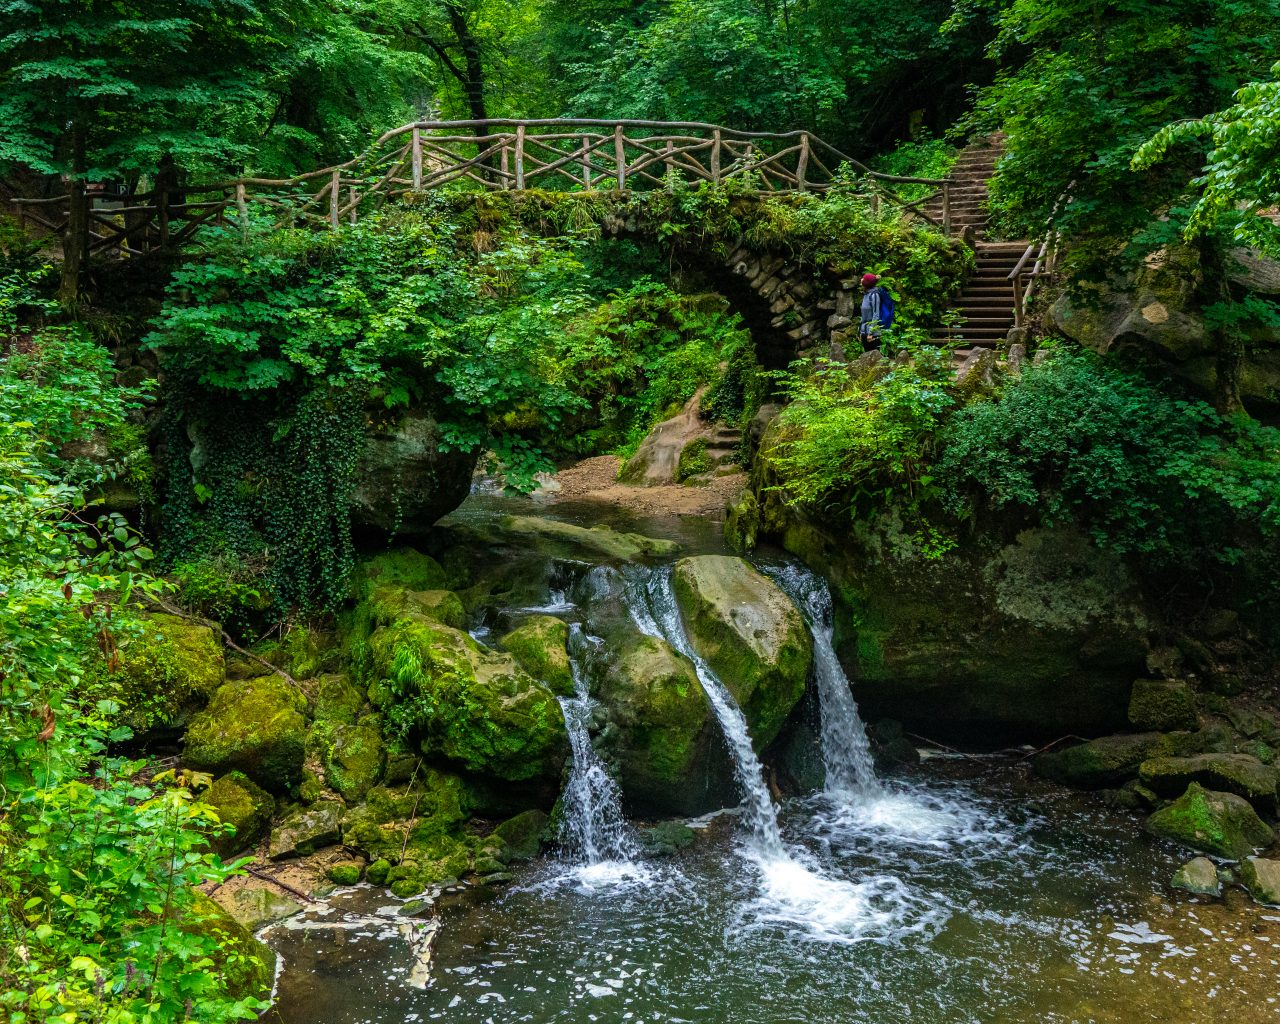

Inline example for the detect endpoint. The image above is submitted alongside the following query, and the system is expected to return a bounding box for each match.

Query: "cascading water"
[553,625,645,885]
[768,563,881,800]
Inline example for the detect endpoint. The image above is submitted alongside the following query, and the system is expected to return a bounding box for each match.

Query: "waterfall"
[627,567,786,858]
[555,626,640,866]
[768,564,881,800]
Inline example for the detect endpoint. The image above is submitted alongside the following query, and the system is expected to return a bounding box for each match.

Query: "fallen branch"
[245,866,316,904]
[905,732,980,760]
[1017,734,1088,762]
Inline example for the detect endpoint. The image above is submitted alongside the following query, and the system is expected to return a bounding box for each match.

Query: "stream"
[262,495,1280,1023]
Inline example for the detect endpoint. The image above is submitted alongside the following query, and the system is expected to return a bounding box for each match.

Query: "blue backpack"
[877,286,896,327]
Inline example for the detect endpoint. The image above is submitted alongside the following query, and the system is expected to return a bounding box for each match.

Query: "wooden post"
[796,133,810,192]
[411,127,423,189]
[942,184,952,236]
[349,185,358,225]
[157,185,170,247]
[235,183,248,240]
[501,140,511,189]
[330,170,340,228]
[1012,274,1024,328]
[515,125,526,189]
[871,192,881,218]
[664,138,675,185]
[614,124,626,190]
[581,136,591,189]
[711,129,722,184]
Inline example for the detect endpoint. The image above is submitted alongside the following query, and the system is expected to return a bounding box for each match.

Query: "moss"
[1036,733,1171,789]
[368,618,568,783]
[320,722,387,802]
[312,672,365,725]
[1139,754,1278,811]
[366,858,391,885]
[1145,782,1275,859]
[185,893,275,1003]
[1128,679,1198,732]
[184,676,309,792]
[202,772,275,857]
[113,612,225,736]
[499,616,574,696]
[327,861,364,885]
[282,625,337,679]
[723,488,760,553]
[355,548,449,598]
[671,555,810,750]
[676,437,711,482]
[491,809,549,861]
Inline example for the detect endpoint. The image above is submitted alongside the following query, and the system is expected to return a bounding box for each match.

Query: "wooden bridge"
[9,119,958,260]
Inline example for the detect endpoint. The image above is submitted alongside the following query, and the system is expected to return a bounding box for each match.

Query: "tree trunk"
[59,124,89,310]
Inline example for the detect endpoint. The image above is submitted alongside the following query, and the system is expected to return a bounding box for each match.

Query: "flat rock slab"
[1145,783,1274,860]
[1139,753,1277,812]
[1171,856,1221,897]
[270,801,345,860]
[1242,857,1280,905]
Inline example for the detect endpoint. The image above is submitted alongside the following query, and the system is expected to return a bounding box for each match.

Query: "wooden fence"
[9,119,952,260]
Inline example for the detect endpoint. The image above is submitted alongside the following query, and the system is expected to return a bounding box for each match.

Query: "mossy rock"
[1139,753,1278,812]
[1241,857,1280,905]
[639,820,697,856]
[671,555,811,750]
[1128,679,1198,732]
[214,885,304,932]
[327,861,364,886]
[311,673,365,725]
[114,613,225,737]
[480,515,680,562]
[491,809,549,862]
[268,800,344,859]
[1035,733,1170,789]
[202,771,276,857]
[1171,856,1222,897]
[319,722,387,802]
[281,625,338,679]
[1145,783,1274,859]
[368,618,568,784]
[499,616,574,696]
[595,632,731,816]
[185,893,276,1004]
[184,676,309,792]
[724,488,760,553]
[355,548,450,598]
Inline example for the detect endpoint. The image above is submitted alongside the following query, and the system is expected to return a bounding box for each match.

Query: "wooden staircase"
[923,134,1031,352]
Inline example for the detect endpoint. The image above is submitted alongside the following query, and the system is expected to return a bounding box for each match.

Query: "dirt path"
[543,455,746,517]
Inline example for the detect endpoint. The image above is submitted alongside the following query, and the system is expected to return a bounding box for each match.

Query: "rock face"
[317,722,387,802]
[351,409,478,539]
[1145,783,1274,859]
[1050,244,1280,410]
[500,616,574,696]
[115,612,225,737]
[672,555,812,750]
[202,772,276,856]
[1139,753,1277,812]
[367,617,568,786]
[1129,679,1198,732]
[1241,857,1280,905]
[595,632,733,815]
[184,676,309,791]
[1171,857,1222,897]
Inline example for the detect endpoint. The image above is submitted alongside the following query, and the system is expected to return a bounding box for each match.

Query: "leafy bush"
[939,350,1280,566]
[872,134,959,202]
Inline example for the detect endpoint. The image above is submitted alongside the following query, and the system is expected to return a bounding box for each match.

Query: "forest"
[2,1,1280,1021]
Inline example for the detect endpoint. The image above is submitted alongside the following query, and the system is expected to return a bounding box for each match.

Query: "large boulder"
[315,722,387,802]
[351,409,478,539]
[1128,679,1198,732]
[201,771,276,857]
[184,894,276,1003]
[184,676,309,791]
[672,555,812,750]
[1145,783,1274,859]
[268,800,344,859]
[499,616,574,696]
[1139,753,1278,812]
[1241,857,1280,906]
[595,632,733,815]
[1036,733,1171,789]
[1171,856,1222,897]
[367,618,568,786]
[114,612,225,737]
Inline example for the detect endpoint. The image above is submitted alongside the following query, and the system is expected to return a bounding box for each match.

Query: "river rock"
[500,616,574,696]
[1241,857,1280,905]
[114,612,225,738]
[490,808,550,861]
[269,800,345,859]
[672,555,812,749]
[595,632,732,816]
[215,885,304,931]
[201,771,276,856]
[1036,733,1169,789]
[311,672,366,726]
[639,820,697,856]
[351,408,478,540]
[1139,753,1278,812]
[185,893,276,1002]
[1145,783,1274,859]
[1128,678,1198,731]
[184,675,309,792]
[367,618,568,786]
[1171,856,1222,897]
[318,722,387,802]
[487,515,680,561]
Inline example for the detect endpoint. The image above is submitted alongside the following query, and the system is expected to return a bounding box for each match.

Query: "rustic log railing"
[9,119,952,260]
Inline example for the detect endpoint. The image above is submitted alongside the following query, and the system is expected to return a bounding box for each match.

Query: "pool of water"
[262,761,1280,1024]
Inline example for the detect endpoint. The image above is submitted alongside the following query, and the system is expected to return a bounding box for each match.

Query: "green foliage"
[767,345,956,523]
[676,438,712,483]
[1132,60,1280,259]
[940,350,1280,567]
[872,134,958,202]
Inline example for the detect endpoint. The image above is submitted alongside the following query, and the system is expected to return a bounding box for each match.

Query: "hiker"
[859,273,894,348]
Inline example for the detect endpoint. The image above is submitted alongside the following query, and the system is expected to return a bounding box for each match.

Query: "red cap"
[861,273,879,287]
